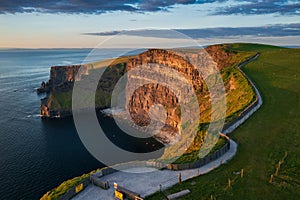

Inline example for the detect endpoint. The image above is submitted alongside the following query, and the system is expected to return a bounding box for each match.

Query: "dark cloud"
[83,23,300,38]
[0,0,299,15]
[0,0,137,14]
[0,0,214,14]
[215,0,300,16]
[137,0,198,11]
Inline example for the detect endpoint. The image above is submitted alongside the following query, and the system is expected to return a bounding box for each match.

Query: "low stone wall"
[90,175,109,189]
[57,178,90,200]
[55,168,117,200]
[222,96,259,134]
[165,140,230,170]
[222,53,262,135]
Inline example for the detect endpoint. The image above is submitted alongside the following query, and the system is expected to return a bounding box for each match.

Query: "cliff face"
[39,47,227,121]
[39,46,253,136]
[50,65,88,90]
[40,64,88,117]
[125,49,209,143]
[205,45,233,70]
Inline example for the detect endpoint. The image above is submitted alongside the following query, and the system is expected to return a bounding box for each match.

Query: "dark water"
[0,49,161,199]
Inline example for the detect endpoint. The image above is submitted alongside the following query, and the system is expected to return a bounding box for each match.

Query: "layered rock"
[124,49,211,144]
[50,65,88,90]
[39,46,238,131]
[39,65,88,118]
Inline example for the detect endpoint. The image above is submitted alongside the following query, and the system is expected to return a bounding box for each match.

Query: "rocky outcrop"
[39,65,88,118]
[40,97,50,117]
[36,81,51,94]
[125,49,209,143]
[205,44,235,70]
[50,65,88,90]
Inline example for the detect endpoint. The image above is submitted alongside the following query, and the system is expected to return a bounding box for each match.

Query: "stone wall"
[165,139,230,170]
[57,178,90,200]
[222,53,262,134]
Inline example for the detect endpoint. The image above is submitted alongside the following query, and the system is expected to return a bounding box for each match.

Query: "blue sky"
[0,0,299,48]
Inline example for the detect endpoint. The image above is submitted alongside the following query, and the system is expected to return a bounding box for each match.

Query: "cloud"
[0,0,138,14]
[214,0,300,16]
[0,0,299,15]
[83,23,300,38]
[0,0,214,14]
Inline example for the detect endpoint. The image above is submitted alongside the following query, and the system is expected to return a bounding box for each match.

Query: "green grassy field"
[146,44,300,199]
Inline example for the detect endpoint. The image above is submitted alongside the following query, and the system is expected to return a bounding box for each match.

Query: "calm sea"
[0,49,162,199]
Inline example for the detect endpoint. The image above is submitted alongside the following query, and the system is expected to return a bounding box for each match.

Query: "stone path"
[73,140,237,200]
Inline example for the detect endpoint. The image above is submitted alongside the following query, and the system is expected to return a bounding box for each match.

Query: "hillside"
[146,44,300,199]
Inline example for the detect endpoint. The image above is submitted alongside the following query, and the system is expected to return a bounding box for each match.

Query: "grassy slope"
[146,44,300,199]
[40,168,106,200]
[173,47,256,164]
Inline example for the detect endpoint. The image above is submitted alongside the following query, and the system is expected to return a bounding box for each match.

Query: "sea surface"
[0,48,162,199]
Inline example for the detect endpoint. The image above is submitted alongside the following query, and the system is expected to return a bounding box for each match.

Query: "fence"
[222,53,262,135]
[165,141,230,170]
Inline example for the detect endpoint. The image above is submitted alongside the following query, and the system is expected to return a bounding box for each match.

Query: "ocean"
[0,49,162,199]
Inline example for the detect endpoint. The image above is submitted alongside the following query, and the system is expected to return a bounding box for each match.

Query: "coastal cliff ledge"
[39,64,88,118]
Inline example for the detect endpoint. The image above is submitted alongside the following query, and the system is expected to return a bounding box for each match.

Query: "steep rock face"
[126,49,205,93]
[39,46,238,124]
[50,65,88,90]
[125,49,209,143]
[40,65,88,117]
[40,97,50,117]
[206,45,234,69]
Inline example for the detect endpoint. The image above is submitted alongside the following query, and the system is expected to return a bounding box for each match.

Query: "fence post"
[269,174,273,183]
[178,173,182,184]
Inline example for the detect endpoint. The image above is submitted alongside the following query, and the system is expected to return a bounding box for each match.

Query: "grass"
[222,66,256,122]
[174,136,228,164]
[40,168,101,200]
[146,44,300,199]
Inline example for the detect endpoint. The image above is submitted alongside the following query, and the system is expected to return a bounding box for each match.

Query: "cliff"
[50,65,88,90]
[39,62,126,118]
[124,49,209,143]
[39,45,256,145]
[38,64,89,117]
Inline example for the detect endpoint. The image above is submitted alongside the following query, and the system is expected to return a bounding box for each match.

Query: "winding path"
[72,53,262,200]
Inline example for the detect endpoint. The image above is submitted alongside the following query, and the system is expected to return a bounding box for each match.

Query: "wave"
[0,69,49,79]
[0,75,49,86]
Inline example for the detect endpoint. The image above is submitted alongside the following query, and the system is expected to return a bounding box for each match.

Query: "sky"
[0,0,299,48]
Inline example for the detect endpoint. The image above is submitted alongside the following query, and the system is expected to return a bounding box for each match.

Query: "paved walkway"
[73,140,237,200]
